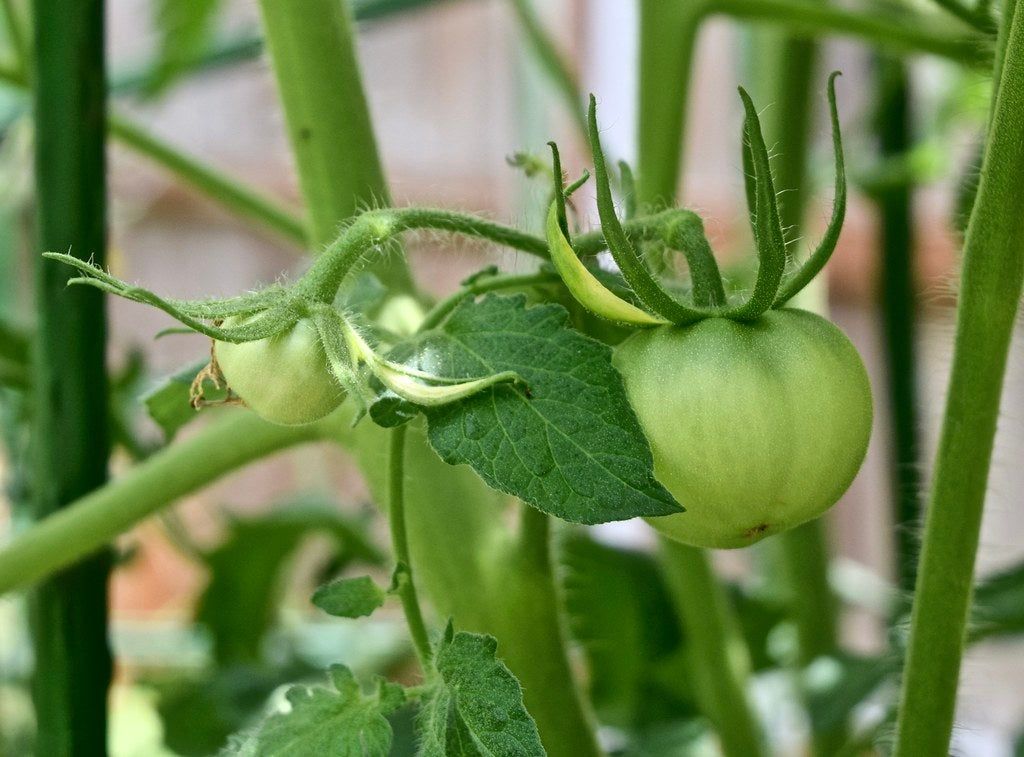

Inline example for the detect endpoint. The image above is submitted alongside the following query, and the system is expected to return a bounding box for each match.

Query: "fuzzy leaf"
[224,665,404,756]
[418,629,545,756]
[389,294,680,524]
[142,360,229,439]
[312,575,386,619]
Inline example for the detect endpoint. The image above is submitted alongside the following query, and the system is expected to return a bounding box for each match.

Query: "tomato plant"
[1,1,1022,756]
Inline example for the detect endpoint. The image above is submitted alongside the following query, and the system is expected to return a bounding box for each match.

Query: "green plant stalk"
[660,540,765,757]
[29,2,111,752]
[636,0,701,209]
[386,425,433,667]
[508,0,586,138]
[0,412,324,594]
[108,114,308,245]
[873,56,922,594]
[257,0,413,293]
[893,3,1024,753]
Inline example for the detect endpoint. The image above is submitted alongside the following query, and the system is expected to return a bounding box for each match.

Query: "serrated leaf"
[143,360,228,439]
[392,294,681,525]
[418,629,545,756]
[197,499,384,664]
[223,665,404,757]
[312,575,386,619]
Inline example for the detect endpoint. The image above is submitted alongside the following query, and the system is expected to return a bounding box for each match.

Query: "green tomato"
[214,317,345,426]
[614,309,872,549]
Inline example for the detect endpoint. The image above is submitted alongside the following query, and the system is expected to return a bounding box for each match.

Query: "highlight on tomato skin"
[613,309,873,549]
[214,316,347,426]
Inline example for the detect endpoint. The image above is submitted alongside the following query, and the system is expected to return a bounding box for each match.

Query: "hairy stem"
[660,540,765,757]
[257,0,413,290]
[29,2,111,752]
[894,3,1024,753]
[387,425,434,667]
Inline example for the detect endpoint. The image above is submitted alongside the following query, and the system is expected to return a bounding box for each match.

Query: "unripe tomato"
[214,317,345,426]
[614,309,872,549]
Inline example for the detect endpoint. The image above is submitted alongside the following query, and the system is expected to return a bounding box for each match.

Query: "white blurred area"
[10,0,1024,753]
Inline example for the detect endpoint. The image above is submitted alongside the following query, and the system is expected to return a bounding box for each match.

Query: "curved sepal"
[773,71,847,305]
[546,204,669,327]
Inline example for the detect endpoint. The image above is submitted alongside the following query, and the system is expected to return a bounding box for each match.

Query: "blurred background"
[0,0,1022,754]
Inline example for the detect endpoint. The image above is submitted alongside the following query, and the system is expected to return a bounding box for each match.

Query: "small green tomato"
[214,317,344,426]
[614,309,872,549]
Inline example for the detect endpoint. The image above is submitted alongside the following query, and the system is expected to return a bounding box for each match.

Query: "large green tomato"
[614,309,872,549]
[215,317,344,426]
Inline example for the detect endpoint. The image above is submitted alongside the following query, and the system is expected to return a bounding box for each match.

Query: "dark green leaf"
[969,559,1024,641]
[223,665,404,756]
[395,294,680,524]
[142,360,228,440]
[418,628,545,756]
[804,654,898,734]
[561,532,693,729]
[196,499,383,665]
[312,575,386,619]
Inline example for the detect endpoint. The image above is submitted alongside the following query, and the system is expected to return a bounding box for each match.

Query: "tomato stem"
[660,540,766,757]
[387,426,434,668]
[894,2,1024,752]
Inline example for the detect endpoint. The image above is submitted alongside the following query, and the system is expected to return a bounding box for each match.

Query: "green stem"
[636,0,701,209]
[29,2,111,751]
[257,0,413,293]
[872,56,922,594]
[418,270,562,332]
[108,114,308,245]
[387,425,433,668]
[660,540,765,757]
[0,412,324,594]
[894,3,1024,754]
[508,0,586,138]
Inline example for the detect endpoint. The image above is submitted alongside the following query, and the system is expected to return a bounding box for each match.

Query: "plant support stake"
[29,1,112,753]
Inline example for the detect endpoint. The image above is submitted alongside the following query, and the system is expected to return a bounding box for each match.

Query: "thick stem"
[894,4,1024,753]
[0,412,323,594]
[386,425,433,667]
[257,0,413,290]
[660,540,765,757]
[872,56,922,594]
[636,0,702,209]
[29,2,111,753]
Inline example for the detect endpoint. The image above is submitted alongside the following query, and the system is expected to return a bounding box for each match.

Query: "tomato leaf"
[222,665,404,757]
[418,627,545,756]
[148,0,225,95]
[969,559,1024,641]
[382,294,681,524]
[312,575,387,619]
[143,360,228,440]
[197,499,384,665]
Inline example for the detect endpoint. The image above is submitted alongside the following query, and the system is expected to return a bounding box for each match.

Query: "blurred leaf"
[147,0,225,95]
[804,653,898,735]
[969,559,1024,641]
[418,626,544,756]
[561,531,693,730]
[726,583,788,672]
[0,316,29,389]
[223,665,404,756]
[196,498,384,665]
[157,663,311,756]
[312,575,386,619]
[142,359,228,440]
